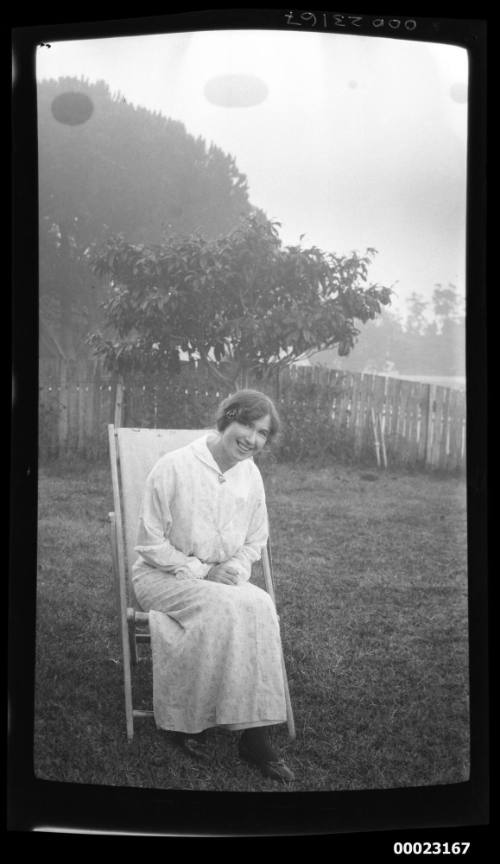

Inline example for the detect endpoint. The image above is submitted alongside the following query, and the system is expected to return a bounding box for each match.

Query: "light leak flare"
[204,74,269,108]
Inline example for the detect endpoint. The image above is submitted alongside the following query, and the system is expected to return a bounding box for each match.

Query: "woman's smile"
[235,438,255,455]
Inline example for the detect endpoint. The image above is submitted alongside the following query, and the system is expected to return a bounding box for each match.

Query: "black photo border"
[10,8,488,845]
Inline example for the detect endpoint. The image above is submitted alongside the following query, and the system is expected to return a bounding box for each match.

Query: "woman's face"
[220,413,272,465]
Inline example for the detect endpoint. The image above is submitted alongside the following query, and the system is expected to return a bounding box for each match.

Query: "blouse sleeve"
[134,464,211,579]
[224,474,269,583]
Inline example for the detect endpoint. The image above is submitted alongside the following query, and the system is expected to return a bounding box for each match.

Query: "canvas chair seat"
[108,424,295,741]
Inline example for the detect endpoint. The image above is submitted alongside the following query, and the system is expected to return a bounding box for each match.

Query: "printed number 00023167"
[393,842,471,855]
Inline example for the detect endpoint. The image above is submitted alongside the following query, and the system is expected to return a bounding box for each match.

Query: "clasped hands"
[206,562,240,586]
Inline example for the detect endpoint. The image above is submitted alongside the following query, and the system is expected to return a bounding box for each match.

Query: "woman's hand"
[206,563,240,585]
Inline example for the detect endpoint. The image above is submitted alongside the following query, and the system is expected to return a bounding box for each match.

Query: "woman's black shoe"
[238,739,295,783]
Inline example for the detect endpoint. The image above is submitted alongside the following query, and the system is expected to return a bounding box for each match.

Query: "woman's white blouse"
[133,434,269,583]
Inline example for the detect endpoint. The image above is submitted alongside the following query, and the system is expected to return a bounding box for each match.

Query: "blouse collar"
[190,433,247,479]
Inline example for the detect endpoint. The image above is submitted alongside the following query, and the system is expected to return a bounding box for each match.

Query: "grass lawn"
[35,458,469,792]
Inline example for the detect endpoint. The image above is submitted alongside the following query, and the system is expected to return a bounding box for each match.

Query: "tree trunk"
[198,352,238,389]
[238,367,250,389]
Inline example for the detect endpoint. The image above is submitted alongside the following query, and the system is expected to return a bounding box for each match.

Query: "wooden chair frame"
[108,423,295,741]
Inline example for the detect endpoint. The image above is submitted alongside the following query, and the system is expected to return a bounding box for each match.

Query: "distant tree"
[406,292,429,335]
[309,282,466,379]
[38,77,253,358]
[87,214,392,386]
[429,283,465,376]
[432,283,463,330]
[316,307,405,373]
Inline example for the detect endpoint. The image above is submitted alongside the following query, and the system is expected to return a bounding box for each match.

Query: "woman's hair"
[215,389,281,441]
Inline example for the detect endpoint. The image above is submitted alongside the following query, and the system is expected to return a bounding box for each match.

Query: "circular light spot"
[450,82,468,104]
[51,91,94,125]
[204,74,268,108]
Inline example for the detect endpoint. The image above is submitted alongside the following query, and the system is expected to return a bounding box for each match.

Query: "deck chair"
[108,424,296,741]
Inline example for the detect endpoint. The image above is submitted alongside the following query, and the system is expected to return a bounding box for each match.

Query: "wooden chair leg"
[122,611,135,740]
[108,509,135,741]
[124,671,134,740]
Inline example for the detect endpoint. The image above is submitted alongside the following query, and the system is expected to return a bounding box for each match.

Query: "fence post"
[438,386,451,470]
[57,359,68,456]
[446,388,459,472]
[114,376,124,428]
[425,384,436,468]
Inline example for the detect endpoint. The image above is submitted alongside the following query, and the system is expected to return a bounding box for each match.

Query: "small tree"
[87,214,392,386]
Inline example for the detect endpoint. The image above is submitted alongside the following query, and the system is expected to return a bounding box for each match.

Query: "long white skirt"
[133,568,287,734]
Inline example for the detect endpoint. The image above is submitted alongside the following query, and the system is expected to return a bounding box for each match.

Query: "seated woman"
[132,389,294,783]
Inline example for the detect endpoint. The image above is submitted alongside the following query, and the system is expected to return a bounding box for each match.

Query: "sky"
[36,27,469,319]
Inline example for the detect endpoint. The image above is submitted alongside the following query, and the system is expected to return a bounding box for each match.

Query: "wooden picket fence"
[325,370,466,472]
[38,360,466,472]
[38,359,118,459]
